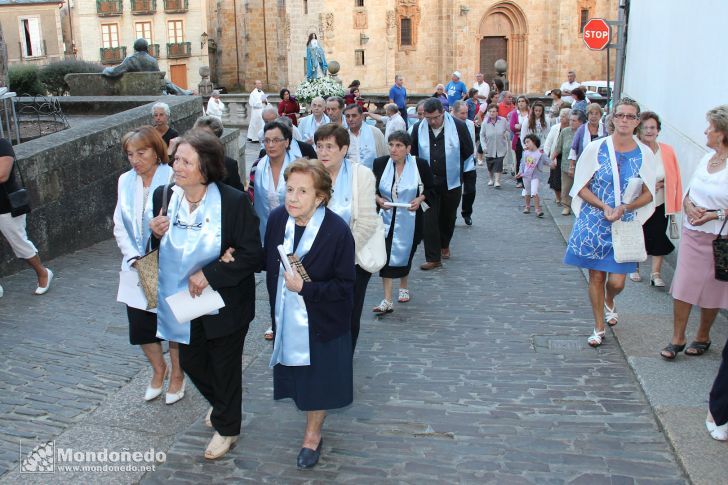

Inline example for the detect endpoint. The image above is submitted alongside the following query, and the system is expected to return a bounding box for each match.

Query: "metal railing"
[131,0,156,14]
[166,42,191,59]
[163,0,188,13]
[99,46,127,64]
[96,0,122,16]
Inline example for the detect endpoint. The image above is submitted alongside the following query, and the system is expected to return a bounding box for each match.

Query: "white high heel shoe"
[165,381,186,405]
[706,419,728,441]
[144,367,168,401]
[34,268,53,295]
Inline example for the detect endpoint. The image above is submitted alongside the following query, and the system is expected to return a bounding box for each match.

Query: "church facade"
[210,0,618,95]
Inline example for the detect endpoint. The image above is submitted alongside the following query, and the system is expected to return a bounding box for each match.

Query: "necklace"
[185,192,204,212]
[709,152,728,167]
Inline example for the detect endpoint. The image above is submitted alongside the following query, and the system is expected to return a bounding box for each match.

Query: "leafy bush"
[39,60,104,96]
[8,64,45,96]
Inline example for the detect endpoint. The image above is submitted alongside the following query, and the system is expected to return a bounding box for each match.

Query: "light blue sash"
[354,124,378,170]
[156,184,222,344]
[463,120,476,172]
[289,141,302,159]
[119,164,173,264]
[379,155,418,267]
[327,158,353,225]
[269,205,326,367]
[254,152,293,240]
[417,112,461,190]
[299,113,330,141]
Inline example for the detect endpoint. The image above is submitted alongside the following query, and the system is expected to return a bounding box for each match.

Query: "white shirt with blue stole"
[113,164,173,311]
[253,151,294,241]
[299,113,330,142]
[348,123,380,170]
[156,185,223,344]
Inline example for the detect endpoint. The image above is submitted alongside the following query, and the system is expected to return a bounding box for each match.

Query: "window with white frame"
[167,20,184,43]
[101,24,120,48]
[19,17,43,57]
[135,21,153,44]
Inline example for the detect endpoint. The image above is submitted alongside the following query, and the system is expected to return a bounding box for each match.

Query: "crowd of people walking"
[2,68,726,468]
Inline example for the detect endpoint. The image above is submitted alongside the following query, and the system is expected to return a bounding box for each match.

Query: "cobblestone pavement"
[133,169,687,484]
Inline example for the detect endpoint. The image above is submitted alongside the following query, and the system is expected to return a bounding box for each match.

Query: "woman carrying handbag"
[563,98,656,347]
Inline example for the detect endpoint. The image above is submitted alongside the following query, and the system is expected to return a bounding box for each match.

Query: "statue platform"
[65,72,166,96]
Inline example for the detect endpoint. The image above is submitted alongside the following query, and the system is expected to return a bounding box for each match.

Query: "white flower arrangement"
[294,77,345,106]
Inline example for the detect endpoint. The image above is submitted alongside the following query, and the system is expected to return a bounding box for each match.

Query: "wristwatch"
[718,209,725,221]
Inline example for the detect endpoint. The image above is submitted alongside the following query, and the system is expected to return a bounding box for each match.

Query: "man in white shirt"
[559,70,581,103]
[298,96,330,144]
[472,73,490,111]
[366,103,407,142]
[248,80,266,142]
[325,96,347,127]
[344,104,386,170]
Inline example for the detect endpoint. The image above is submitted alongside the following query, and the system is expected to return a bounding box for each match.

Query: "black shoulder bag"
[4,160,31,217]
[713,217,728,281]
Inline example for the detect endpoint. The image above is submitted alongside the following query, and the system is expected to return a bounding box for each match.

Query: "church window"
[168,20,184,43]
[355,49,365,66]
[135,21,153,44]
[101,23,120,48]
[579,9,589,33]
[304,0,308,15]
[355,0,364,7]
[19,17,44,57]
[400,18,412,46]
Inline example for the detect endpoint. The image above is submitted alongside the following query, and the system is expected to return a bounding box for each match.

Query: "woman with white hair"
[151,102,178,148]
[206,91,225,121]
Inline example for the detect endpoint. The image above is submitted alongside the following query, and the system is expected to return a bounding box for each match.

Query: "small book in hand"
[287,254,312,282]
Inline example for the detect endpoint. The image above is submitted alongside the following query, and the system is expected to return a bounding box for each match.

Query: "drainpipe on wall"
[612,0,629,102]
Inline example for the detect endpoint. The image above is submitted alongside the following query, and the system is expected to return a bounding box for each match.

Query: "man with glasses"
[344,104,386,170]
[410,98,474,270]
[325,96,348,128]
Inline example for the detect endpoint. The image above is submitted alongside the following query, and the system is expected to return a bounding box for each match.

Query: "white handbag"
[607,138,647,263]
[351,163,387,273]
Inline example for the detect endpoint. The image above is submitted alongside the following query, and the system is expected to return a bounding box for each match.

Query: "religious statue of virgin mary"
[306,33,328,80]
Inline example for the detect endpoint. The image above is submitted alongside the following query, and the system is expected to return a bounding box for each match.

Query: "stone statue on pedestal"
[102,38,191,95]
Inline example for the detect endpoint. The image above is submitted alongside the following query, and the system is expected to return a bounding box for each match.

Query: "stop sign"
[583,18,610,50]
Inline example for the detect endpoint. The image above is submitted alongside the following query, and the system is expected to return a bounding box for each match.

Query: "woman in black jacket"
[150,130,262,460]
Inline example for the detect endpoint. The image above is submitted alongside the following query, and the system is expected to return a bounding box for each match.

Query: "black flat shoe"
[464,216,473,226]
[297,439,322,469]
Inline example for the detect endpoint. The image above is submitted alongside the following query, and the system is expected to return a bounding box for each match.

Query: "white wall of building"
[623,0,728,186]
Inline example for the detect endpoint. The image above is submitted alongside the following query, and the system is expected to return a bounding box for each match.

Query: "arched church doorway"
[478,1,528,93]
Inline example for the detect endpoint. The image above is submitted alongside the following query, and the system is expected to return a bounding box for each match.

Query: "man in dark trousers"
[410,98,473,270]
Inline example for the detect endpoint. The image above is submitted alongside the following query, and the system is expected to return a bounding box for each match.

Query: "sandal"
[398,288,410,303]
[536,211,544,218]
[629,272,642,282]
[264,327,274,341]
[587,329,605,347]
[604,303,618,327]
[650,272,665,287]
[660,342,686,360]
[685,340,711,356]
[706,419,728,441]
[523,208,531,214]
[372,299,393,314]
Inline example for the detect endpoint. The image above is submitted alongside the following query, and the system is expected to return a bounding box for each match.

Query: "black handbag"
[713,218,728,281]
[4,160,30,217]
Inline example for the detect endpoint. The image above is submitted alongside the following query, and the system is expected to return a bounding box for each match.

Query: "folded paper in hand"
[622,177,643,205]
[165,287,225,324]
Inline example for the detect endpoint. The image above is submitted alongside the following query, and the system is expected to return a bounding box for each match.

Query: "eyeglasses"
[263,138,286,145]
[173,217,203,231]
[613,113,639,121]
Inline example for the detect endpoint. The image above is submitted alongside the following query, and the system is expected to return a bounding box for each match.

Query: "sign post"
[583,17,613,111]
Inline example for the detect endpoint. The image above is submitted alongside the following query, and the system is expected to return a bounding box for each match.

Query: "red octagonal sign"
[583,18,610,50]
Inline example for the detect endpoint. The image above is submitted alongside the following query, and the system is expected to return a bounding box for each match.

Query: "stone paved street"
[0,164,716,484]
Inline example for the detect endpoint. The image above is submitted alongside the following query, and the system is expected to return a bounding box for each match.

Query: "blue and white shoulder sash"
[328,158,354,225]
[418,112,461,190]
[270,205,326,367]
[378,155,418,267]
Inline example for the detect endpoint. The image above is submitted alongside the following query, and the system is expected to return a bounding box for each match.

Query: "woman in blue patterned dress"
[564,98,656,347]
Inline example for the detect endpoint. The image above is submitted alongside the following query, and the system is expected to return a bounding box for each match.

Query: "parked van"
[580,80,614,98]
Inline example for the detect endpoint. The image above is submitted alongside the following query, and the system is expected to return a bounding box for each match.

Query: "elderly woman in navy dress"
[371,130,434,313]
[564,98,656,347]
[263,159,355,469]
